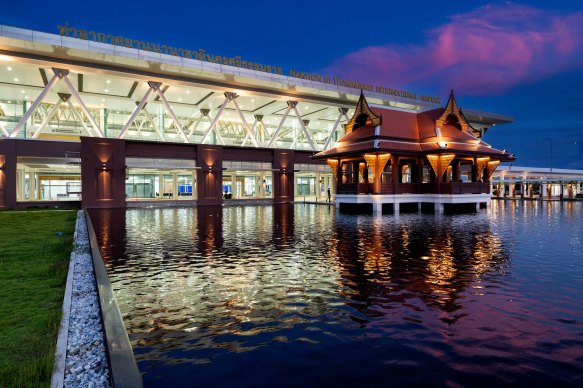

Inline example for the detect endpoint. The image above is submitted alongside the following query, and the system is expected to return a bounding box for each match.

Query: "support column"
[372,202,382,213]
[394,202,400,215]
[391,156,400,194]
[472,157,478,182]
[196,144,223,206]
[80,137,126,208]
[273,150,294,203]
[435,202,444,213]
[0,139,16,208]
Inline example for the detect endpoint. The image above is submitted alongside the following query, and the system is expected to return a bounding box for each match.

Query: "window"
[381,162,392,183]
[422,165,431,183]
[401,164,411,183]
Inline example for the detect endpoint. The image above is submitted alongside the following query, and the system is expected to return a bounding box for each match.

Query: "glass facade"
[16,158,81,201]
[222,161,272,200]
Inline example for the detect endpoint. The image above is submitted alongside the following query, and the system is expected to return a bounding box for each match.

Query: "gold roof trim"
[436,90,470,131]
[344,91,382,134]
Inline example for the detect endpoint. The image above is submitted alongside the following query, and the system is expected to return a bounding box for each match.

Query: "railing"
[337,182,374,194]
[338,182,491,195]
[440,182,490,194]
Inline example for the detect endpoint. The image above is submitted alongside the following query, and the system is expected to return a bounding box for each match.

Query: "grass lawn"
[0,210,77,387]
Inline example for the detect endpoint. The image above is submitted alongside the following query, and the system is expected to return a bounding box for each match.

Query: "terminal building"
[0,24,515,209]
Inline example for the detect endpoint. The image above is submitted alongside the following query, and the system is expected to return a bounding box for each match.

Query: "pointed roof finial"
[436,89,470,131]
[345,90,382,133]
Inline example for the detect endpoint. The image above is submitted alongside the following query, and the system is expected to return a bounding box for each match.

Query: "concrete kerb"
[85,210,144,388]
[50,211,80,388]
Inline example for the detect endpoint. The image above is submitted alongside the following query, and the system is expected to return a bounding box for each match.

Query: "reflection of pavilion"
[331,215,509,322]
[313,92,516,213]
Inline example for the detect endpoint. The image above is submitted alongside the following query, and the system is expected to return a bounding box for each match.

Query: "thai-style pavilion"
[313,91,516,213]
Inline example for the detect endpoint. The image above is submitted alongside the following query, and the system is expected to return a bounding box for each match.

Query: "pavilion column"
[391,156,399,191]
[353,161,360,194]
[374,155,382,194]
[336,160,342,192]
[472,157,478,182]
[452,160,459,182]
[417,157,424,185]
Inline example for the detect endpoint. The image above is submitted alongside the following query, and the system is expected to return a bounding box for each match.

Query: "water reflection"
[331,214,508,325]
[89,202,583,387]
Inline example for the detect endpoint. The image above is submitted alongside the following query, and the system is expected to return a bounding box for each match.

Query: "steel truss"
[3,68,346,150]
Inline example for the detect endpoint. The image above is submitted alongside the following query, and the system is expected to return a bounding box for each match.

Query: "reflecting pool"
[89,201,583,387]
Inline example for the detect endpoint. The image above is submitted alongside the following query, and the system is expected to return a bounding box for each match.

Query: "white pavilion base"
[335,194,491,214]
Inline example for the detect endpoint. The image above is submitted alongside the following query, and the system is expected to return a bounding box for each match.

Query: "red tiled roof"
[313,94,515,162]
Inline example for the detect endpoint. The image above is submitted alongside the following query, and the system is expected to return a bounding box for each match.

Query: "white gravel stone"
[64,212,111,387]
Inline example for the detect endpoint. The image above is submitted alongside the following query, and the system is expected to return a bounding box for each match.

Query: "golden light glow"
[486,160,500,180]
[426,154,440,175]
[358,163,366,181]
[326,159,339,179]
[440,154,456,174]
[476,157,490,180]
[363,154,377,178]
[378,153,391,173]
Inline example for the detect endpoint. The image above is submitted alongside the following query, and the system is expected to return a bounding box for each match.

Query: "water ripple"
[89,201,583,387]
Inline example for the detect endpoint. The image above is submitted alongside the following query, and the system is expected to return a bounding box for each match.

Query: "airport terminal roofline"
[0,23,512,124]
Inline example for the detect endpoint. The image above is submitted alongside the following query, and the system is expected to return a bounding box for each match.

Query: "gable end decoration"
[344,91,382,134]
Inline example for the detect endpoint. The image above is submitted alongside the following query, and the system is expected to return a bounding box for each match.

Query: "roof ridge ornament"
[435,90,471,132]
[344,90,382,134]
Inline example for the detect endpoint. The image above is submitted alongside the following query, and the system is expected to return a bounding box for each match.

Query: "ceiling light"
[186,90,190,94]
[7,100,11,103]
[24,96,28,100]
[106,80,111,84]
[178,98,182,101]
[251,99,255,102]
[7,66,12,71]
[21,90,25,93]
[101,99,106,102]
[14,78,18,82]
[104,89,109,93]
[305,106,309,109]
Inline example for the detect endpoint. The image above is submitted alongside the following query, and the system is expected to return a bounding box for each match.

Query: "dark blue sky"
[2,1,582,168]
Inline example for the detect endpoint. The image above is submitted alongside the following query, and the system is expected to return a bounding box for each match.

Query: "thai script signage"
[57,23,440,104]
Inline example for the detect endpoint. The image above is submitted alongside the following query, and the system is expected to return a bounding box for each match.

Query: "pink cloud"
[324,3,583,95]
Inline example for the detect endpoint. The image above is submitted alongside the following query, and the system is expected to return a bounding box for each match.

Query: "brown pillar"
[336,159,342,193]
[81,137,126,208]
[196,144,223,206]
[0,139,17,209]
[436,155,443,193]
[373,155,381,194]
[472,157,478,182]
[452,160,459,182]
[391,155,399,194]
[417,157,424,184]
[273,149,294,203]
